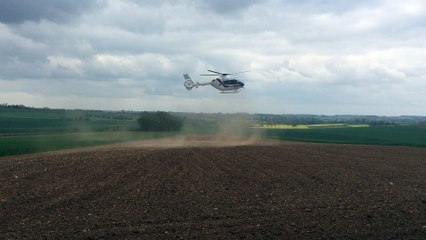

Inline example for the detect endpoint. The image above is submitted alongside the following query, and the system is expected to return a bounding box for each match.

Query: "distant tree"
[137,111,183,131]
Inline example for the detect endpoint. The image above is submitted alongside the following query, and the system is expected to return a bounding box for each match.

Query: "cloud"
[198,0,261,14]
[0,0,426,115]
[0,0,102,24]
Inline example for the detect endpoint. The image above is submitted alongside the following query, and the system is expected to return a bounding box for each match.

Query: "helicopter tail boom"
[183,74,211,90]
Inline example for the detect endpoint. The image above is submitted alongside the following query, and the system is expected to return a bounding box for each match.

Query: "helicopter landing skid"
[220,90,240,94]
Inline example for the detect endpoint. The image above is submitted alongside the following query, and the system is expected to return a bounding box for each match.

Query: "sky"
[1,0,425,115]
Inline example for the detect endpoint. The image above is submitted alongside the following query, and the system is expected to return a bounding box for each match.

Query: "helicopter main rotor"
[200,70,249,77]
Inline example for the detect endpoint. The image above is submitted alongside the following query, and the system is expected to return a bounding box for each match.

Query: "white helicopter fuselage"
[210,78,244,92]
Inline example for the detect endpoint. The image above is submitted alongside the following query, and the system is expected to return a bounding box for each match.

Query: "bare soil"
[1,135,425,239]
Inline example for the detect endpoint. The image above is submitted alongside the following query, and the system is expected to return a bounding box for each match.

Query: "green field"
[0,106,168,156]
[0,106,221,156]
[2,105,426,157]
[0,132,182,157]
[262,125,426,147]
[255,123,370,129]
[0,107,139,134]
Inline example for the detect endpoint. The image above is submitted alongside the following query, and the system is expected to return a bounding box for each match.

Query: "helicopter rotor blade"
[207,70,229,76]
[207,69,250,76]
[228,70,250,75]
[200,74,219,76]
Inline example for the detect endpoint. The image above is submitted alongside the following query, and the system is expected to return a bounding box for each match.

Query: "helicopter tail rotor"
[183,74,197,90]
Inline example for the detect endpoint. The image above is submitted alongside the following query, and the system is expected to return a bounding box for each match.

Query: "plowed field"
[1,135,425,239]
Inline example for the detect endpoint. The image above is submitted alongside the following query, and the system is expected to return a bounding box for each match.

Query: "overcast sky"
[1,0,425,115]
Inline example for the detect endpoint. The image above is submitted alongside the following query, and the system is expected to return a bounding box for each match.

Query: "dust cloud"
[146,99,267,148]
[115,134,278,149]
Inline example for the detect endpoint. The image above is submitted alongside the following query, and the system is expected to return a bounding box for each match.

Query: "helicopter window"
[224,80,238,84]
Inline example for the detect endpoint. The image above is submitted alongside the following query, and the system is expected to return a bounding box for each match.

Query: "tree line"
[137,111,183,131]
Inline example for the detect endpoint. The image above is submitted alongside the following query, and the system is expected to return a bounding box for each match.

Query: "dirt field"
[1,135,425,239]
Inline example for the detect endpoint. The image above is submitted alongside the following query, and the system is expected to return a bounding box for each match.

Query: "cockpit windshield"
[223,79,239,84]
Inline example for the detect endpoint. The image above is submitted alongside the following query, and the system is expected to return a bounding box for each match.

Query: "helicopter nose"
[241,82,245,87]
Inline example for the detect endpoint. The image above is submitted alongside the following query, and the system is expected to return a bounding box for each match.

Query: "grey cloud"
[1,0,426,115]
[199,0,261,13]
[0,0,102,24]
[279,0,381,13]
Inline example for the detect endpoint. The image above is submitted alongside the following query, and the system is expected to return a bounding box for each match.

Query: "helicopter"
[183,70,246,93]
